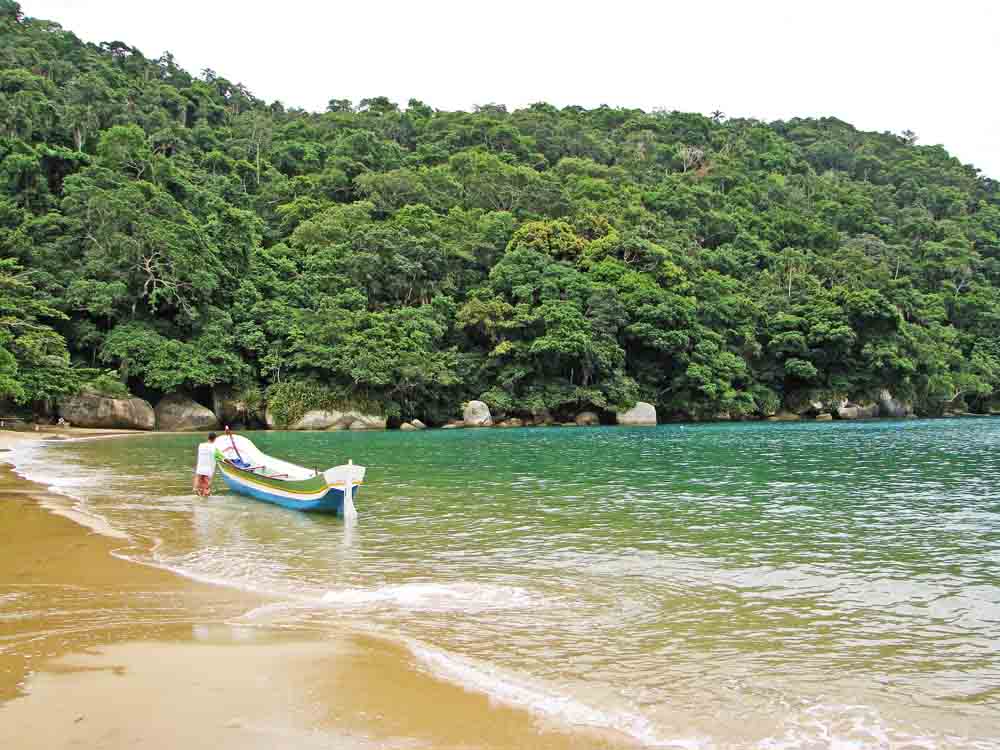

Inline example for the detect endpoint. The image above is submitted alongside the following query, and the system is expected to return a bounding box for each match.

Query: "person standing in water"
[193,432,217,497]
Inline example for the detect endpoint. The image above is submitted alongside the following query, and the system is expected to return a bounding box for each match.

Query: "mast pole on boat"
[225,425,244,463]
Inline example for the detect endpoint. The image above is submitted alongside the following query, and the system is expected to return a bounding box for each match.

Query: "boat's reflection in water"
[188,493,363,601]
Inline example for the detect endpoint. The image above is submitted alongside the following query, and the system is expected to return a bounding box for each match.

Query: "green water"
[13,420,1000,748]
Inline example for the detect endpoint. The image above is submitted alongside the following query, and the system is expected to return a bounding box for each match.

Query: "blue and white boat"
[215,433,364,515]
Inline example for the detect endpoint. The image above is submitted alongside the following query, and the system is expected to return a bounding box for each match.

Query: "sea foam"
[7,443,130,539]
[407,639,700,748]
[321,581,536,611]
[757,701,983,750]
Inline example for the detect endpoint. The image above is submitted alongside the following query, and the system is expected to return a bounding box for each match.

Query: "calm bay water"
[13,420,1000,748]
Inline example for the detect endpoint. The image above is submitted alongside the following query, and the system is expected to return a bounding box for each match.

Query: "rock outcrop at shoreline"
[59,392,155,430]
[155,394,219,432]
[347,413,387,430]
[835,402,879,420]
[767,411,801,421]
[616,402,657,426]
[575,411,599,426]
[878,390,914,418]
[264,408,387,431]
[462,401,493,427]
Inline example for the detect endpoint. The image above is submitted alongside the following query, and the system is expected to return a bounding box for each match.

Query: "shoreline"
[0,431,634,750]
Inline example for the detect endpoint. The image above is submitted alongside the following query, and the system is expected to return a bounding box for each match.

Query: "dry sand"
[0,432,631,750]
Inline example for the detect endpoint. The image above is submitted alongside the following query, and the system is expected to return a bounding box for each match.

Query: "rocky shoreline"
[43,388,998,433]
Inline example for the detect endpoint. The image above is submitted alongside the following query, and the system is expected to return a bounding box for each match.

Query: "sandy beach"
[0,430,631,750]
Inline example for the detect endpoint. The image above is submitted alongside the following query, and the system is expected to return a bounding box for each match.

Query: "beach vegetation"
[83,371,131,399]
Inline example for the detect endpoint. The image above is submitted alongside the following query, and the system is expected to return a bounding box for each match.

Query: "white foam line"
[119,554,292,598]
[121,548,332,608]
[6,444,130,540]
[321,582,537,611]
[406,639,702,749]
[238,601,306,622]
[756,701,973,750]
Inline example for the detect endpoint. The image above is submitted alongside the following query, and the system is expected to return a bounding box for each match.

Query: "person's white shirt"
[195,441,216,477]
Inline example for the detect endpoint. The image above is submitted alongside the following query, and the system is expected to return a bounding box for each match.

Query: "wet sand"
[0,433,631,750]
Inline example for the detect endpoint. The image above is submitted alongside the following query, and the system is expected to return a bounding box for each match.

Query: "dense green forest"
[2,1,1000,425]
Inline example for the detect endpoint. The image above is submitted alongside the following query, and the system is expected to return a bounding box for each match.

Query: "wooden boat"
[215,432,364,515]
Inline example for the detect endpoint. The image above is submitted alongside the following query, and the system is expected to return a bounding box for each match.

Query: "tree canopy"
[2,3,999,421]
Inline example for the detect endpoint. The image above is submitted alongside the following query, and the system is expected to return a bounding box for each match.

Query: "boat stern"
[323,461,366,498]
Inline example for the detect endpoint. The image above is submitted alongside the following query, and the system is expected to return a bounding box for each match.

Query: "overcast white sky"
[20,0,1000,178]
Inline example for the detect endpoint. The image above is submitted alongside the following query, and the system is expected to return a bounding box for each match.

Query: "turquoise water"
[14,420,1000,748]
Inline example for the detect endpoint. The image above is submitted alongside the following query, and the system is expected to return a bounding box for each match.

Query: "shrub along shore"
[3,3,1000,430]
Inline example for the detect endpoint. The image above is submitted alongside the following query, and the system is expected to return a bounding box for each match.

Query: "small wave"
[6,443,130,540]
[237,601,306,622]
[321,582,536,611]
[408,640,699,748]
[38,497,130,540]
[757,702,985,750]
[134,553,294,599]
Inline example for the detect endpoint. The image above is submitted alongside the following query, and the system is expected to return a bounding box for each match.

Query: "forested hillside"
[2,2,999,425]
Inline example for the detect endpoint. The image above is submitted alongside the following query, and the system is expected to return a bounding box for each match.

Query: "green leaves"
[59,165,223,324]
[96,125,153,179]
[100,319,249,392]
[0,256,83,403]
[783,358,819,381]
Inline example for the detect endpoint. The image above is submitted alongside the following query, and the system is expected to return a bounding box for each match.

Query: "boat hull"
[217,461,357,515]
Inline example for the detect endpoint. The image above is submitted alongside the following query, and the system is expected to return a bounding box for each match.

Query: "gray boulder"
[498,417,524,428]
[59,391,155,431]
[532,408,554,426]
[793,400,826,417]
[347,413,387,430]
[155,394,219,432]
[836,402,879,420]
[296,410,342,430]
[267,408,387,431]
[463,400,493,427]
[616,402,657,426]
[575,411,600,426]
[400,422,418,431]
[878,389,913,418]
[767,411,802,422]
[410,419,427,430]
